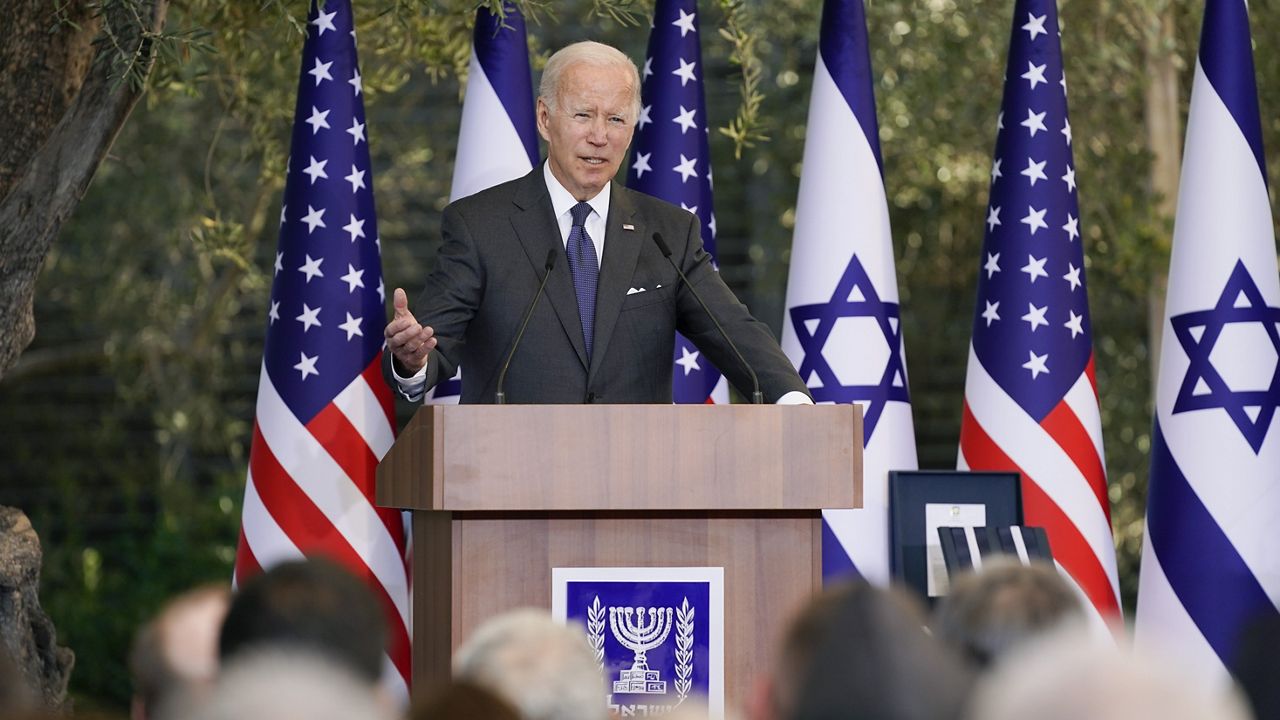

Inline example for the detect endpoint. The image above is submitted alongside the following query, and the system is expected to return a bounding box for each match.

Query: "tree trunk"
[0,0,170,380]
[0,507,74,711]
[1143,2,1182,384]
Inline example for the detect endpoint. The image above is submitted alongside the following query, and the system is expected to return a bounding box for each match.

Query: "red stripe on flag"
[1084,355,1099,401]
[1041,402,1111,521]
[959,403,1120,616]
[249,425,412,683]
[306,403,405,549]
[234,525,263,585]
[362,354,397,430]
[1021,469,1120,616]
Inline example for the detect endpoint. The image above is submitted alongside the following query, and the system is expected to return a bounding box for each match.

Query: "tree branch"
[0,0,170,380]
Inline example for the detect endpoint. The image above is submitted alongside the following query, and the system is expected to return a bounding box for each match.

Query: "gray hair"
[931,558,1085,668]
[968,630,1251,720]
[538,41,641,121]
[454,608,607,720]
[181,650,394,720]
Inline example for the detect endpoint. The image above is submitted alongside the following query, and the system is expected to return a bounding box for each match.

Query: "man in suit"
[384,41,809,404]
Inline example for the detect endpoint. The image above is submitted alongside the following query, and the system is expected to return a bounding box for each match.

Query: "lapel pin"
[623,223,635,231]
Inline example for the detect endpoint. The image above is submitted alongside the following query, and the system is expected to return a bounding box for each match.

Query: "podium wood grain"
[381,404,862,713]
[379,404,861,511]
[415,513,822,711]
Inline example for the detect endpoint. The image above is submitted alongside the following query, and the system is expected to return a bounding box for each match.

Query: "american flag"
[780,0,917,585]
[427,3,538,404]
[627,0,727,404]
[957,0,1120,622]
[233,0,411,700]
[1135,0,1280,684]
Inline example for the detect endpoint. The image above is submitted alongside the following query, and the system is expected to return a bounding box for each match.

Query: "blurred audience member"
[188,650,393,720]
[931,558,1085,669]
[219,558,386,685]
[130,583,230,720]
[751,581,972,720]
[412,680,521,720]
[454,608,606,720]
[1232,612,1280,720]
[967,630,1251,720]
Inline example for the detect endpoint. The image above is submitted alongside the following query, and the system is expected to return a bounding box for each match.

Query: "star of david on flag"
[781,0,917,585]
[1169,261,1280,453]
[956,0,1120,623]
[789,256,909,435]
[1135,0,1280,686]
[426,3,538,405]
[233,0,411,701]
[628,0,727,404]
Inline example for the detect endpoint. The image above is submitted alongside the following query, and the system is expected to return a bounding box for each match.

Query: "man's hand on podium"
[385,288,436,375]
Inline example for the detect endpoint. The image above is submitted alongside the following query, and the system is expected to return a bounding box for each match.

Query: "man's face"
[537,61,636,201]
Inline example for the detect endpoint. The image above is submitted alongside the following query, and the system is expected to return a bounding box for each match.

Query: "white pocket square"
[626,287,647,295]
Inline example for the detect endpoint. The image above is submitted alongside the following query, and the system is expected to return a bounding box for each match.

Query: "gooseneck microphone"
[651,232,764,404]
[495,249,558,404]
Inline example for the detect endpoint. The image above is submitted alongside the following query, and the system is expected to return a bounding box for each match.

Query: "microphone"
[495,249,558,404]
[652,232,764,404]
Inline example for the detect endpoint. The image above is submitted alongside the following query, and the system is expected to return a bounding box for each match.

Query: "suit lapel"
[510,170,589,370]
[588,183,644,380]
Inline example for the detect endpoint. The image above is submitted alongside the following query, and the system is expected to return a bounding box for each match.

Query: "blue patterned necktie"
[566,201,599,361]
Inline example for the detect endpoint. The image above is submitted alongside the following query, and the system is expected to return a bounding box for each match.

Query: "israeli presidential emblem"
[552,567,724,717]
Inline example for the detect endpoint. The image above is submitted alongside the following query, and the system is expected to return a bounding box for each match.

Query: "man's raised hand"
[385,288,436,375]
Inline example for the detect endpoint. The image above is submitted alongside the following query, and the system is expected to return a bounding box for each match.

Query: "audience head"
[187,650,394,720]
[758,581,972,720]
[968,630,1251,720]
[412,681,521,720]
[453,608,606,720]
[219,558,386,685]
[1231,612,1280,720]
[931,558,1085,669]
[130,583,230,720]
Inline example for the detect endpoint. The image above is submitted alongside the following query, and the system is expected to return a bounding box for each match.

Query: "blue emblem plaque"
[552,567,724,718]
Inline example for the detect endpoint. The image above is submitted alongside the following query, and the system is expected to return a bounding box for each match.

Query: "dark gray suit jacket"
[387,167,808,404]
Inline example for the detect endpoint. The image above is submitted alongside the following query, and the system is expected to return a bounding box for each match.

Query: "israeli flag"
[780,0,917,584]
[1135,0,1280,685]
[428,4,538,404]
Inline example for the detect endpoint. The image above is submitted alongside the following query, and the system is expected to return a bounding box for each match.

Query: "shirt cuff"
[775,390,814,405]
[392,361,429,403]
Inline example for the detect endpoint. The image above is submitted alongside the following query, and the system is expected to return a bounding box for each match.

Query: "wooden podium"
[376,403,861,708]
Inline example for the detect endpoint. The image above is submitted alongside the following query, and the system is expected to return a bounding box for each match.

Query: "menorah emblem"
[608,605,674,694]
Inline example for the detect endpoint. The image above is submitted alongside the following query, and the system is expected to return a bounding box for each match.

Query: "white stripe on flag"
[1062,371,1106,467]
[379,655,411,707]
[450,49,536,203]
[239,471,304,573]
[1134,521,1229,684]
[782,57,897,310]
[255,370,411,626]
[332,372,395,458]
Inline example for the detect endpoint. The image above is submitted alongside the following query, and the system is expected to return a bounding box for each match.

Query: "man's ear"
[535,97,552,142]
